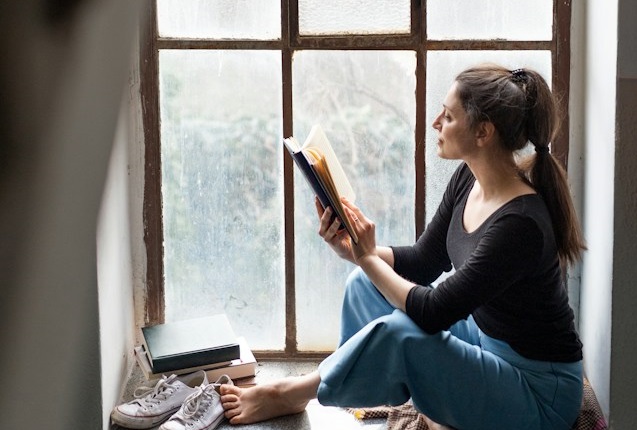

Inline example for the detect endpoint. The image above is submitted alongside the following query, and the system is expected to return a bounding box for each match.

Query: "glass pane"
[299,0,410,35]
[157,0,280,40]
[427,0,553,41]
[425,51,552,224]
[160,50,284,350]
[293,51,416,350]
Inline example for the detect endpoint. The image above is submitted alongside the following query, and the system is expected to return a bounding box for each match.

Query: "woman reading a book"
[220,64,585,430]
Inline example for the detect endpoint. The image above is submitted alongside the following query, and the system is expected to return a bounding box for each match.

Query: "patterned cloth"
[572,378,608,430]
[350,403,430,430]
[348,378,608,430]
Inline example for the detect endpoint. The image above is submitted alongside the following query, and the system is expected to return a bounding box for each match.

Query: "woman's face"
[432,81,477,160]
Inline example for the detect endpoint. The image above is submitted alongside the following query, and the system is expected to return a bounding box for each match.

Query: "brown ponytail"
[455,64,586,267]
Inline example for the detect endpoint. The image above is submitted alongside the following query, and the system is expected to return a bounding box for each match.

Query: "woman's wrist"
[355,252,381,269]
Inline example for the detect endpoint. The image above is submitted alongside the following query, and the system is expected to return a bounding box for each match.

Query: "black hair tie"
[511,68,528,83]
[535,145,549,154]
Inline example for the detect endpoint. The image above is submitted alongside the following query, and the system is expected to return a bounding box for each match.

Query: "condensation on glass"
[292,50,416,350]
[427,0,553,41]
[159,50,285,350]
[153,1,563,353]
[424,50,552,224]
[157,0,281,40]
[299,0,410,35]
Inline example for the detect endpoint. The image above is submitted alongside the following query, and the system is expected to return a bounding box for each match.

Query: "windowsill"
[113,360,386,429]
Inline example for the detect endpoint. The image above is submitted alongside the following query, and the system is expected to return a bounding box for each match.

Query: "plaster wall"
[577,0,617,419]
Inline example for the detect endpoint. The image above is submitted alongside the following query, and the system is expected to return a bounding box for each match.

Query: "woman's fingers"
[314,197,325,217]
[343,205,360,228]
[316,204,342,242]
[313,199,355,262]
[341,197,366,226]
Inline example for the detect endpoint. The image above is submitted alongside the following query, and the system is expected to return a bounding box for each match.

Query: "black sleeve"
[405,214,544,334]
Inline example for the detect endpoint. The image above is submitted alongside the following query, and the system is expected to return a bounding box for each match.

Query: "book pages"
[304,124,356,203]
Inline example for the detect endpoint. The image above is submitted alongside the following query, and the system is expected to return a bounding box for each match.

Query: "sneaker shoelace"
[182,384,218,420]
[132,374,178,407]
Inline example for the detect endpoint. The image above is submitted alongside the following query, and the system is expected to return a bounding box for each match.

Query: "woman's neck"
[462,153,535,233]
[465,153,531,202]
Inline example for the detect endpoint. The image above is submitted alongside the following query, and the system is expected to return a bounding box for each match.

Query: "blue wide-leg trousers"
[317,268,582,430]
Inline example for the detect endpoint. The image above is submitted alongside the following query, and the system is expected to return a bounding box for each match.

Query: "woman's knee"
[372,310,427,347]
[343,267,381,304]
[345,267,370,292]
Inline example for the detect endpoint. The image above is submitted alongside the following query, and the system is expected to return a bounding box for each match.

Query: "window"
[141,0,571,357]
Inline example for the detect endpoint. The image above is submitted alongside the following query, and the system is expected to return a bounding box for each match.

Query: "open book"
[283,124,358,244]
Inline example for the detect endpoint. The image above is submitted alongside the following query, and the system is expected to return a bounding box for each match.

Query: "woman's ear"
[474,121,496,147]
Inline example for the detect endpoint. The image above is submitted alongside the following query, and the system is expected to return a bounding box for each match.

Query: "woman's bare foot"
[220,371,320,424]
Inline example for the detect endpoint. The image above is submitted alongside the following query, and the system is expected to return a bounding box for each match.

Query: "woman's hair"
[454,63,586,267]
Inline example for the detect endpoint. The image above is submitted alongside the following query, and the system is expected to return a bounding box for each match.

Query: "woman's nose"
[432,114,441,130]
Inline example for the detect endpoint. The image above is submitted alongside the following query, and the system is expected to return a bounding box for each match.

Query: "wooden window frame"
[140,0,571,359]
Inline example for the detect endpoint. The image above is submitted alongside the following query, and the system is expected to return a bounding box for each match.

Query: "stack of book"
[135,314,257,386]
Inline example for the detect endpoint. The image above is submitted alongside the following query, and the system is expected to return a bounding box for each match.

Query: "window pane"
[159,50,284,350]
[293,50,416,350]
[299,0,410,35]
[425,51,552,224]
[427,0,553,41]
[157,0,280,40]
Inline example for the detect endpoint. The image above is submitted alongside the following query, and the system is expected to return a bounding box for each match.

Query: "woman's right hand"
[315,198,355,263]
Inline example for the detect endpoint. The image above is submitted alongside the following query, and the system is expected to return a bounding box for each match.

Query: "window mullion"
[415,0,426,238]
[281,0,297,356]
[552,0,572,169]
[415,50,427,239]
[142,0,164,326]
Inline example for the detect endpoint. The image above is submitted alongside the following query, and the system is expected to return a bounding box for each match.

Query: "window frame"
[140,0,572,359]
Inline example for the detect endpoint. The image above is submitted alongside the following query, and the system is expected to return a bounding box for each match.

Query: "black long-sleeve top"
[392,163,582,362]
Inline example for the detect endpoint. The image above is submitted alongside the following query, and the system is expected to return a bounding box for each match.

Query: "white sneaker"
[158,375,233,430]
[111,370,208,429]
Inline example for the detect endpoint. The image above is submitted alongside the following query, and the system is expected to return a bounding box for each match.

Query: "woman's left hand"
[341,197,377,264]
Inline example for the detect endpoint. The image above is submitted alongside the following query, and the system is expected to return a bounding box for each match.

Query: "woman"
[220,64,586,430]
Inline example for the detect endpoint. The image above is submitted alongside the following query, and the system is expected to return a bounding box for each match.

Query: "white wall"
[97,95,136,428]
[575,0,617,418]
[96,18,150,426]
[96,15,150,426]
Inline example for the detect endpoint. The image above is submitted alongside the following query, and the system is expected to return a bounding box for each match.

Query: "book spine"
[135,344,256,382]
[205,361,257,382]
[285,147,331,210]
[150,344,240,374]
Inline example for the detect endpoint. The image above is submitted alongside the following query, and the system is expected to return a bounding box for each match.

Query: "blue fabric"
[317,268,583,430]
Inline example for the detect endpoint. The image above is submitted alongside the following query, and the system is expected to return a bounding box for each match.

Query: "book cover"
[283,124,358,244]
[133,346,233,377]
[141,314,240,374]
[203,336,258,384]
[135,336,257,384]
